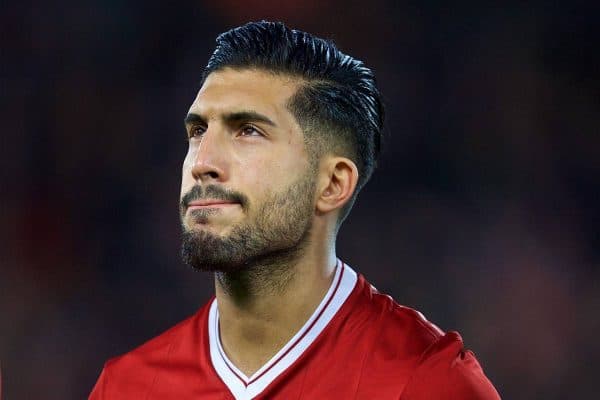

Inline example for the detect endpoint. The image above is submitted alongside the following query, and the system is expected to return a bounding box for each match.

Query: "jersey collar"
[208,259,357,400]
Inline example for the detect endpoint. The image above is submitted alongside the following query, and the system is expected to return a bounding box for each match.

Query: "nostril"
[190,165,223,182]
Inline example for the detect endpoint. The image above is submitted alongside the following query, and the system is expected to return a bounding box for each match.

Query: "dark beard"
[180,171,316,276]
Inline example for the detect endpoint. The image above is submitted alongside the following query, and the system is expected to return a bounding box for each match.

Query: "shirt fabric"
[89,260,500,399]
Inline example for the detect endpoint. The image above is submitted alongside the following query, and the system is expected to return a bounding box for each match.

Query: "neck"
[214,244,337,377]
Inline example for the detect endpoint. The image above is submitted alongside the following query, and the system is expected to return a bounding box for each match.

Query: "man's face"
[180,68,316,272]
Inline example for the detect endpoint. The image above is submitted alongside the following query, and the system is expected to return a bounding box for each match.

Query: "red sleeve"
[88,363,109,400]
[400,332,501,400]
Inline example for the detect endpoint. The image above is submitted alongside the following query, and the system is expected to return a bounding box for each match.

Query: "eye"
[188,125,206,139]
[239,124,263,137]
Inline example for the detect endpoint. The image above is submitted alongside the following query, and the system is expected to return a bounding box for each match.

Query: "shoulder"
[89,300,212,399]
[349,274,499,399]
[400,332,501,399]
[111,303,208,369]
[350,274,445,356]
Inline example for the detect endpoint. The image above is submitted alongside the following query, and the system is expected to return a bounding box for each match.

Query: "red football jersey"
[90,261,500,399]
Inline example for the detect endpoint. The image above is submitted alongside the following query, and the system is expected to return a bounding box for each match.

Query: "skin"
[181,68,359,376]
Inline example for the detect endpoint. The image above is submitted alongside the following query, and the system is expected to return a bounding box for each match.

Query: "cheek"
[239,159,268,190]
[245,157,304,197]
[182,145,196,171]
[181,147,196,196]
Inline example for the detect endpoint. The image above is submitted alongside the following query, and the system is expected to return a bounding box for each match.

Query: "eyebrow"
[184,110,277,127]
[184,113,206,126]
[224,110,277,127]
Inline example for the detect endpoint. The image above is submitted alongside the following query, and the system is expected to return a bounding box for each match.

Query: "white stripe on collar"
[208,259,357,400]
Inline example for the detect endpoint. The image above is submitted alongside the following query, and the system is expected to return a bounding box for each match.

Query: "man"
[90,21,500,399]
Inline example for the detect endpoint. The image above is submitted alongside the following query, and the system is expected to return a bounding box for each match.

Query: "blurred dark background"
[1,1,599,398]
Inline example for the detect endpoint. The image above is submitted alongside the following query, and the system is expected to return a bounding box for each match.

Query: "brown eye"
[189,125,206,138]
[240,124,262,137]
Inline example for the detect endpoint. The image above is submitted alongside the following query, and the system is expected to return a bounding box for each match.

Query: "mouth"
[186,199,239,211]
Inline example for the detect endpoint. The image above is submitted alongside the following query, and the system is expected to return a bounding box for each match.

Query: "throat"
[214,259,340,379]
[215,243,307,305]
[219,320,297,377]
[215,262,305,377]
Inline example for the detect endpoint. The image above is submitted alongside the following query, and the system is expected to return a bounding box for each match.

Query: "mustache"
[180,185,249,210]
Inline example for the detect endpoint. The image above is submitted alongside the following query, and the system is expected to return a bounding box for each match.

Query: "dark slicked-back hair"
[202,21,384,222]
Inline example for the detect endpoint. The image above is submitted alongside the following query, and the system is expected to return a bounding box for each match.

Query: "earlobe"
[316,157,358,215]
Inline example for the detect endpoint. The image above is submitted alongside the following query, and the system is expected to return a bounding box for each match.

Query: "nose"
[190,127,228,183]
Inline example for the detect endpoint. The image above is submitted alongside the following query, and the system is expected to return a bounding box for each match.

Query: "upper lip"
[187,199,237,207]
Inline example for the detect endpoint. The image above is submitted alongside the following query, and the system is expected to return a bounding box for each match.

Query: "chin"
[180,227,249,273]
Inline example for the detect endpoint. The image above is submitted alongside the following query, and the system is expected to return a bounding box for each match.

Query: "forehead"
[188,68,301,119]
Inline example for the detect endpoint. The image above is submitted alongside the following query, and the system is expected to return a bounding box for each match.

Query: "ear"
[316,157,359,215]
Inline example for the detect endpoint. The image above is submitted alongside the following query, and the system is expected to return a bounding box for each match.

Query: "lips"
[187,199,238,209]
